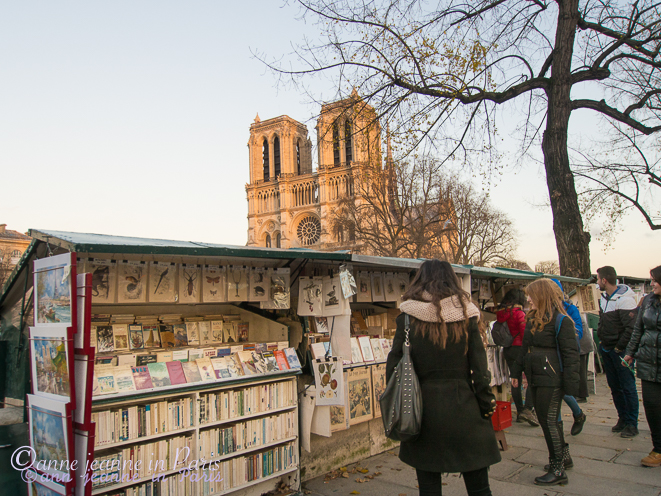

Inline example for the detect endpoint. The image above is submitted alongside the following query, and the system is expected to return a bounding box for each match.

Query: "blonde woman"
[511,278,579,486]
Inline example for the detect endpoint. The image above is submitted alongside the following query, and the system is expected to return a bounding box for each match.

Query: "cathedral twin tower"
[246,91,381,251]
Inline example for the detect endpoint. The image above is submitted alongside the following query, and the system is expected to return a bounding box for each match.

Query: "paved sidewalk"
[303,374,660,496]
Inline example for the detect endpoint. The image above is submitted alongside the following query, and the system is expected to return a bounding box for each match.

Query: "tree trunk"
[542,0,591,279]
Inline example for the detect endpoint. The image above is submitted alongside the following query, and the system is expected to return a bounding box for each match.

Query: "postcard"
[30,326,72,402]
[27,395,71,480]
[34,253,76,327]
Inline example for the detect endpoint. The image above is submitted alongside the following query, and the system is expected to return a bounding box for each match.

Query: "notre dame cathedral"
[246,90,382,251]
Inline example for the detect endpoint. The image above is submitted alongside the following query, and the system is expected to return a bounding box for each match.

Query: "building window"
[265,234,272,248]
[297,215,322,245]
[345,120,353,163]
[333,123,340,166]
[274,136,281,178]
[263,138,270,182]
[275,232,281,248]
[296,140,301,175]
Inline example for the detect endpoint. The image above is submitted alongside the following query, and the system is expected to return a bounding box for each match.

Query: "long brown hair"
[403,259,472,348]
[525,279,568,333]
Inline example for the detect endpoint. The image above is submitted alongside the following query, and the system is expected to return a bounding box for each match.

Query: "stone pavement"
[302,374,661,496]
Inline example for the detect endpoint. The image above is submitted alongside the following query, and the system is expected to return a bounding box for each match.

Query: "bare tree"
[0,248,15,291]
[535,260,561,274]
[264,0,661,278]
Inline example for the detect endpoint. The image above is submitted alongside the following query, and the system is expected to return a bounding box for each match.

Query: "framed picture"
[202,265,226,303]
[348,366,373,425]
[149,261,176,303]
[179,263,201,304]
[117,261,147,304]
[34,253,77,329]
[27,394,72,481]
[30,326,74,405]
[86,258,116,304]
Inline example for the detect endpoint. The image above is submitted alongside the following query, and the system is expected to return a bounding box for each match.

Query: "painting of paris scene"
[31,330,71,400]
[28,398,69,478]
[34,254,73,326]
[30,478,66,496]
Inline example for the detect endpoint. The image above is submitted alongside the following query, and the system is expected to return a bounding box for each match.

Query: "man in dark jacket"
[596,266,639,438]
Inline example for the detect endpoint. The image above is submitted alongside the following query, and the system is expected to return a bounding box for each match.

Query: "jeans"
[531,386,565,460]
[642,380,661,453]
[504,346,533,412]
[600,347,639,427]
[416,467,491,496]
[558,395,582,421]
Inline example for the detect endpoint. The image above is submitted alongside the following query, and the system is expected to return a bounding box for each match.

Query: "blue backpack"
[554,314,580,371]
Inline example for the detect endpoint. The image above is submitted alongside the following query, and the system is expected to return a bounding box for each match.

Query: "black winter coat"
[512,311,580,396]
[626,294,661,383]
[385,313,501,473]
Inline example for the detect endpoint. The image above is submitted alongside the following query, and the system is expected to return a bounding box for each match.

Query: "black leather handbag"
[379,315,423,442]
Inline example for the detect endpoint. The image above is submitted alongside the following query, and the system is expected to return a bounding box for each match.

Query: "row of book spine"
[198,410,296,460]
[198,380,295,424]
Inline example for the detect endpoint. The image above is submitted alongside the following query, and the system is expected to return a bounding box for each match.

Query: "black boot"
[535,457,568,486]
[544,444,573,470]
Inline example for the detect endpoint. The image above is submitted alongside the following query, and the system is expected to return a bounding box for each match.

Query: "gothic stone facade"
[246,93,381,251]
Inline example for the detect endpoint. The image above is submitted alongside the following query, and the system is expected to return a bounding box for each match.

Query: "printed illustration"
[371,364,386,418]
[249,268,269,302]
[297,276,323,316]
[30,405,68,475]
[348,367,373,425]
[88,259,116,304]
[31,329,70,399]
[96,326,114,353]
[313,357,344,406]
[179,264,201,303]
[117,262,146,303]
[35,263,72,325]
[228,266,248,302]
[149,262,176,302]
[203,265,226,302]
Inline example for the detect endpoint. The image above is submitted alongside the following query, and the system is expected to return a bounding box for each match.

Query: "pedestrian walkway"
[303,374,660,496]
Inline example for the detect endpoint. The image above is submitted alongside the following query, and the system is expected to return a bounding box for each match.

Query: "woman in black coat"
[625,265,661,467]
[386,260,501,496]
[512,278,579,486]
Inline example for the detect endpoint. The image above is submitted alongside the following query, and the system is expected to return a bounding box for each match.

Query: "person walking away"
[387,259,501,496]
[551,279,587,436]
[624,265,661,467]
[512,279,580,485]
[496,288,539,426]
[596,266,639,438]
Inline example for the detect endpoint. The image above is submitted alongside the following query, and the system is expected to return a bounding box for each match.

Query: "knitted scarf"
[399,292,480,323]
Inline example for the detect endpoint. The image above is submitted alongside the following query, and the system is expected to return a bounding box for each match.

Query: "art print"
[149,261,176,303]
[227,266,248,302]
[202,265,226,303]
[87,258,116,304]
[321,275,346,317]
[371,364,387,418]
[27,395,71,480]
[396,272,410,303]
[383,273,397,302]
[30,326,72,402]
[34,253,76,327]
[249,267,269,302]
[96,326,113,353]
[313,357,344,406]
[355,272,372,303]
[371,272,385,302]
[179,264,201,303]
[117,261,146,303]
[339,264,357,299]
[348,367,373,425]
[27,471,68,496]
[297,276,323,316]
[260,268,291,309]
[330,370,349,432]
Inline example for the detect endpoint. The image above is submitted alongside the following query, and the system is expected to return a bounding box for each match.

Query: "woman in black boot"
[512,278,580,486]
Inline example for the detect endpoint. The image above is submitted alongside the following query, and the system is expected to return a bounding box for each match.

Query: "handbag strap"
[404,314,411,347]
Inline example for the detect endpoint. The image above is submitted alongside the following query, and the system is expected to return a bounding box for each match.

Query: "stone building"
[246,91,381,251]
[0,224,31,287]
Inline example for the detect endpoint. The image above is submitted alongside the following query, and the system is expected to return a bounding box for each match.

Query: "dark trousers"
[531,386,565,459]
[416,467,491,496]
[578,354,589,399]
[503,346,533,412]
[642,380,661,453]
[600,347,639,426]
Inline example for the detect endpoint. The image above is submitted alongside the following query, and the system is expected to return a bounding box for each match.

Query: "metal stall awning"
[459,265,591,285]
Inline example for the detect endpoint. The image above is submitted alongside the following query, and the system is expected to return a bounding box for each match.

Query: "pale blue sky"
[1,1,657,277]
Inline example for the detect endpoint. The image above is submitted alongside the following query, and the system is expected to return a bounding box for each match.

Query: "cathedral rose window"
[297,216,321,245]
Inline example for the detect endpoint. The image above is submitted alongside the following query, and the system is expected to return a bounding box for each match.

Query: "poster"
[356,271,372,303]
[371,272,385,302]
[348,366,373,425]
[312,357,344,406]
[227,266,249,302]
[297,276,323,316]
[179,264,201,303]
[371,363,387,418]
[117,261,147,304]
[87,258,116,304]
[149,261,176,303]
[383,273,397,302]
[249,267,269,302]
[34,253,76,327]
[321,275,347,317]
[203,265,226,303]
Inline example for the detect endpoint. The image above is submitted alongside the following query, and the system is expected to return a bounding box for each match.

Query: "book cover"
[274,350,290,370]
[181,361,202,383]
[188,348,204,361]
[310,342,327,360]
[277,341,289,350]
[216,346,231,357]
[254,342,267,353]
[223,322,237,343]
[203,348,217,358]
[95,367,117,394]
[136,354,157,366]
[211,357,231,379]
[196,357,215,381]
[198,321,211,344]
[230,345,243,354]
[266,342,278,351]
[211,320,224,342]
[237,351,258,375]
[117,354,136,367]
[380,338,392,357]
[114,366,136,392]
[112,324,129,351]
[147,362,172,388]
[159,325,175,348]
[237,322,249,342]
[166,361,187,385]
[226,354,244,377]
[251,351,267,374]
[95,356,117,366]
[96,325,114,353]
[350,337,363,363]
[261,351,280,373]
[283,348,301,369]
[172,350,188,362]
[370,338,385,361]
[142,325,161,348]
[186,322,200,345]
[131,365,154,390]
[358,336,375,362]
[129,325,144,350]
[90,326,97,349]
[173,323,188,347]
[156,351,173,363]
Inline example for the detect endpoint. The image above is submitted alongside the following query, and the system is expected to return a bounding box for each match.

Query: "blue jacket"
[551,278,583,339]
